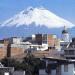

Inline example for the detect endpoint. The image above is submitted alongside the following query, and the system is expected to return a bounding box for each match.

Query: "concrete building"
[0,44,7,59]
[39,57,75,75]
[39,63,75,75]
[60,26,72,55]
[0,38,25,59]
[47,34,60,51]
[0,34,60,59]
[31,34,60,51]
[61,26,70,42]
[62,38,75,59]
[11,37,22,44]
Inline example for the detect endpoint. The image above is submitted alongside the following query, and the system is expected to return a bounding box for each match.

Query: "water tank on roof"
[62,26,70,42]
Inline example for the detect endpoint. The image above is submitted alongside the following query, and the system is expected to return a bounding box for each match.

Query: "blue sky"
[0,0,75,39]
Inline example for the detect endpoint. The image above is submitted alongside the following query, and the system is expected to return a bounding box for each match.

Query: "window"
[64,64,68,72]
[69,50,74,55]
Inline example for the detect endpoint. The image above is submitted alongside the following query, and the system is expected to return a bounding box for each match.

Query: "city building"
[31,34,60,51]
[0,38,25,59]
[62,38,75,59]
[0,62,25,75]
[39,57,75,75]
[0,33,61,59]
[61,26,70,42]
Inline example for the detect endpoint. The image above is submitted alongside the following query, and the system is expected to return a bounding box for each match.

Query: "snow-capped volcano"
[1,7,75,28]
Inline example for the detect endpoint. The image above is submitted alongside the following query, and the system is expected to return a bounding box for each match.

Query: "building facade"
[39,57,75,75]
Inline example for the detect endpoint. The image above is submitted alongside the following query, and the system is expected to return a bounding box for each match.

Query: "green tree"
[1,53,46,75]
[1,57,24,70]
[23,53,40,75]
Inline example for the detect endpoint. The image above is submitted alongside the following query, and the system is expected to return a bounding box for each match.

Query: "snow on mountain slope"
[1,7,75,28]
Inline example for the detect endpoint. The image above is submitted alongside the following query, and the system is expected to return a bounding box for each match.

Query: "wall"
[0,43,25,59]
[48,35,55,47]
[39,69,47,75]
[10,47,24,57]
[61,64,74,75]
[13,71,25,75]
[39,69,56,75]
[0,44,7,59]
[13,38,22,44]
[51,69,56,75]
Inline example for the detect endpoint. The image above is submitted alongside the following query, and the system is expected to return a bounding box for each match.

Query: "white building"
[10,37,22,44]
[39,57,75,75]
[62,26,70,42]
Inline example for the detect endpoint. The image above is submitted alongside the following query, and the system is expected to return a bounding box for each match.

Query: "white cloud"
[1,7,75,28]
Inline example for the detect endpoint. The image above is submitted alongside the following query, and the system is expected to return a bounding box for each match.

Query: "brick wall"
[10,47,24,57]
[0,47,7,59]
